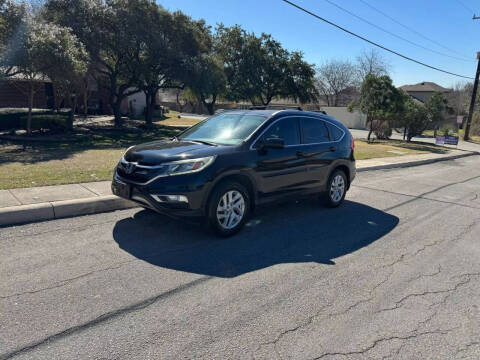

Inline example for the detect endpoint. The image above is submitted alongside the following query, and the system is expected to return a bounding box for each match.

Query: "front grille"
[116,160,165,184]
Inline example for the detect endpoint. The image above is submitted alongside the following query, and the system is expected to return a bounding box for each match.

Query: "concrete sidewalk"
[0,149,477,227]
[0,182,136,226]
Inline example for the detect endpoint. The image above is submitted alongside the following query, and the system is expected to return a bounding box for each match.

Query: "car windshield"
[178,112,268,145]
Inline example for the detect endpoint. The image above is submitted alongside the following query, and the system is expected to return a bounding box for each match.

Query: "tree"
[425,92,447,133]
[356,49,389,82]
[215,24,250,103]
[187,53,226,115]
[0,0,27,78]
[44,0,146,127]
[39,24,88,130]
[348,74,404,141]
[136,7,210,124]
[216,25,317,105]
[1,16,88,133]
[446,82,469,116]
[394,95,429,141]
[315,60,358,106]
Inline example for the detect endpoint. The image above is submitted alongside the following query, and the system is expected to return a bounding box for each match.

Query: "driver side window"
[258,118,300,147]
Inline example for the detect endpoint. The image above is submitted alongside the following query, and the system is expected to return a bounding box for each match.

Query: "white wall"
[322,107,367,129]
[128,91,146,118]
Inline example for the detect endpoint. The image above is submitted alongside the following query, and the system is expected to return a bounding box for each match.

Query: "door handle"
[329,146,336,152]
[296,150,305,157]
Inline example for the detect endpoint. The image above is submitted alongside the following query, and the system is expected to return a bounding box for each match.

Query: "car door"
[252,117,309,196]
[299,117,337,189]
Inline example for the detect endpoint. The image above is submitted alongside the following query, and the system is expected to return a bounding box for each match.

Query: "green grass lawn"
[354,139,448,160]
[154,110,203,127]
[0,126,181,189]
[0,131,450,189]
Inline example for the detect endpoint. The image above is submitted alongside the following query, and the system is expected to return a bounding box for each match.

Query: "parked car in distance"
[112,109,356,236]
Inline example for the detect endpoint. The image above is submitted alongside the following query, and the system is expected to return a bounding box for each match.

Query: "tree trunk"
[144,92,151,124]
[67,95,77,131]
[367,116,373,142]
[108,75,123,127]
[202,94,217,115]
[205,102,215,115]
[27,83,34,135]
[112,99,122,127]
[403,127,407,140]
[83,86,88,117]
[145,89,158,125]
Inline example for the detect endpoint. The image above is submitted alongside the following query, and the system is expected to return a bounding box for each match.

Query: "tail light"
[350,135,355,150]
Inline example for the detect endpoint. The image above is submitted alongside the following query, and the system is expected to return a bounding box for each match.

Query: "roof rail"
[248,105,303,111]
[311,110,327,115]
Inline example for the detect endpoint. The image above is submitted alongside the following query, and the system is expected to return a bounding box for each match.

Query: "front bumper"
[112,172,206,218]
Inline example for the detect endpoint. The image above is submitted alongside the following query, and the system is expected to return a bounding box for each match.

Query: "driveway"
[1,155,480,359]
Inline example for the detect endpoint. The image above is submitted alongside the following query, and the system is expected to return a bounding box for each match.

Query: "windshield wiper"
[190,139,218,146]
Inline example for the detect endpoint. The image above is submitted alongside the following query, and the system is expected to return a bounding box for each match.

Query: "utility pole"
[464,52,480,141]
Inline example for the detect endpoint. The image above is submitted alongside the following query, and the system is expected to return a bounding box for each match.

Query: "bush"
[372,120,392,139]
[439,125,456,136]
[0,110,68,131]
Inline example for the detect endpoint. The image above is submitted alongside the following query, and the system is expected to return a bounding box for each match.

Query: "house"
[0,73,53,109]
[0,70,111,114]
[399,82,451,103]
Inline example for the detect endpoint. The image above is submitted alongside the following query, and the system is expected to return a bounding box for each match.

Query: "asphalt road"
[1,155,480,360]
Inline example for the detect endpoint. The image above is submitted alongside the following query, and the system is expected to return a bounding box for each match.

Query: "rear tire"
[207,181,250,237]
[322,169,347,208]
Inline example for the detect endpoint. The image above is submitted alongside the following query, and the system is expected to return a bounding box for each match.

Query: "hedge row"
[0,110,68,131]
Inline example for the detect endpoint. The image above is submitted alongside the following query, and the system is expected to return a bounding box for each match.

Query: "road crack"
[311,328,457,359]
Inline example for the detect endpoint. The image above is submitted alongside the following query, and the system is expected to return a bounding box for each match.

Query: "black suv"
[112,109,356,236]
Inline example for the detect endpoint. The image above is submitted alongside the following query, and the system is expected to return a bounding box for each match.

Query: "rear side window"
[260,118,300,146]
[300,118,330,144]
[325,122,344,141]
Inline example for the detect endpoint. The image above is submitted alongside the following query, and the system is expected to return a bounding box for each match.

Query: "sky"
[158,0,480,88]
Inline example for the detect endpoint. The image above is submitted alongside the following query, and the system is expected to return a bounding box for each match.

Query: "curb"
[0,195,138,227]
[0,152,478,228]
[357,152,478,172]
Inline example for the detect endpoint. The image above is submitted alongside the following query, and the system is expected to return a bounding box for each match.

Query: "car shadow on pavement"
[112,200,399,278]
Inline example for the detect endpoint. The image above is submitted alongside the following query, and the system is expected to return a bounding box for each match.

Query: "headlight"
[161,156,215,176]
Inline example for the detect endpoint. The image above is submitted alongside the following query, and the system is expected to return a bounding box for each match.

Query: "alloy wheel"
[330,174,345,203]
[216,190,246,230]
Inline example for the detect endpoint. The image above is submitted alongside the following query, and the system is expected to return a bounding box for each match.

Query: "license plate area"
[113,181,131,199]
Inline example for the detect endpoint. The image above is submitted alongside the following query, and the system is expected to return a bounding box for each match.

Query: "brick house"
[0,72,111,114]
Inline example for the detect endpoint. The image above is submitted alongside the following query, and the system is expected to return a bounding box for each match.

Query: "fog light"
[151,194,188,203]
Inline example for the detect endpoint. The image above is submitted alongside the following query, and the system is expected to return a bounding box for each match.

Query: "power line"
[280,0,474,80]
[358,0,472,60]
[324,0,473,62]
[453,0,475,14]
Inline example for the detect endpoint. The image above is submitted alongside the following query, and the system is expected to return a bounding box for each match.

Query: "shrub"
[439,125,456,136]
[372,120,392,139]
[0,110,68,131]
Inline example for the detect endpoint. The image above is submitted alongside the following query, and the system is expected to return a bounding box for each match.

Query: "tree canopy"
[349,74,404,141]
[216,25,317,106]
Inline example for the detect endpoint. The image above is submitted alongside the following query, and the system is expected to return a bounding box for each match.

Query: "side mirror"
[263,137,285,149]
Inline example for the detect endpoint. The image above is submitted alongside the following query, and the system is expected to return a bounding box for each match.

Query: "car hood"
[123,140,230,165]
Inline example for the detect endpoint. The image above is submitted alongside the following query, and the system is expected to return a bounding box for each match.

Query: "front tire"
[207,181,250,236]
[322,169,347,208]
